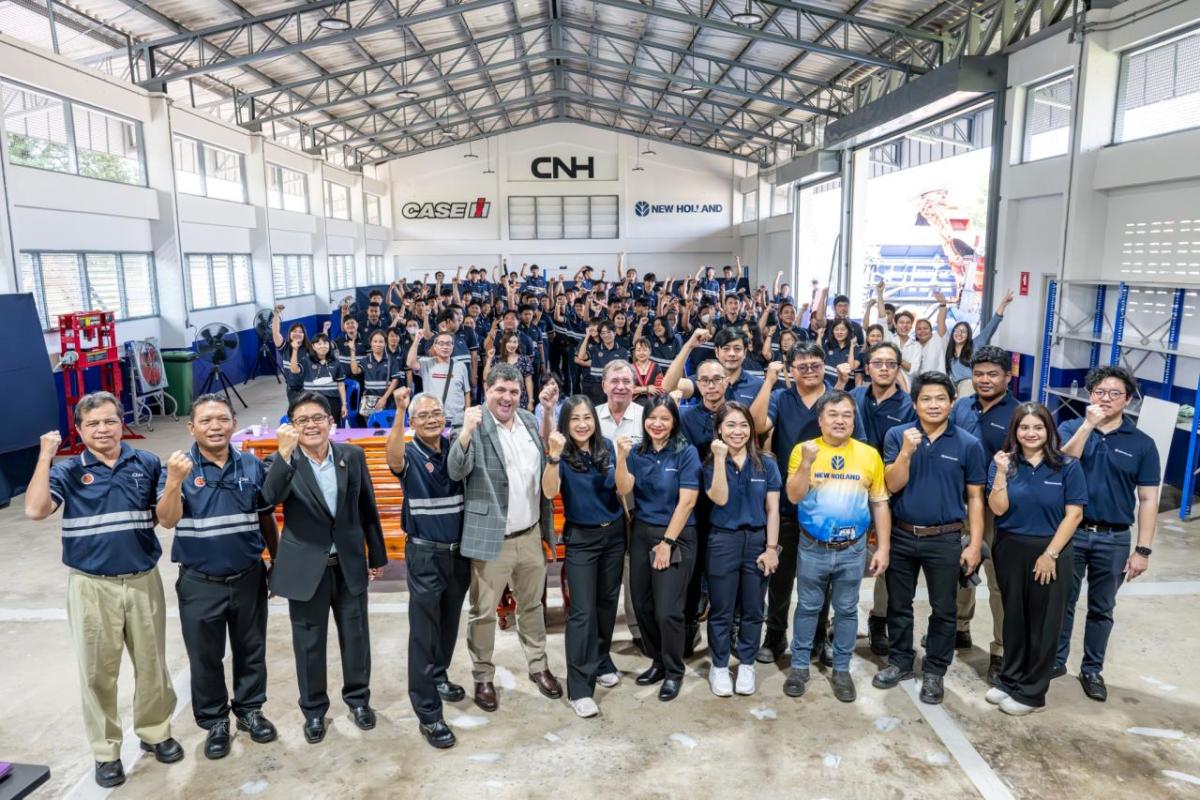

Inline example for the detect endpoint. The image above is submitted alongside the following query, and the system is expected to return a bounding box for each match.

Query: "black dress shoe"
[351,705,377,730]
[303,717,327,744]
[94,760,125,788]
[419,720,457,749]
[1079,672,1107,702]
[205,720,231,760]
[139,737,184,764]
[868,616,889,656]
[955,630,973,649]
[636,664,666,685]
[236,709,278,744]
[783,668,809,698]
[1049,663,1067,680]
[987,655,1004,686]
[872,665,914,689]
[436,681,466,703]
[919,674,945,705]
[830,670,856,703]
[658,679,681,701]
[755,637,785,664]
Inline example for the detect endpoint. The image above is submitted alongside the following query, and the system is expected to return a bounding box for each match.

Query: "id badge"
[831,526,856,544]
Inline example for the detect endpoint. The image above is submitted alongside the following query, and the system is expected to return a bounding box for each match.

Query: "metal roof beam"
[589,0,920,73]
[563,111,763,162]
[136,0,513,84]
[366,116,560,164]
[356,100,558,161]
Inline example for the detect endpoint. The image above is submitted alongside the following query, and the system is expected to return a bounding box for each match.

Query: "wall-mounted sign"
[531,156,594,180]
[634,200,724,217]
[401,197,492,220]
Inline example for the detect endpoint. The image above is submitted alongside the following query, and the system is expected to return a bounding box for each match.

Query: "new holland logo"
[634,200,723,217]
[831,455,845,471]
[401,197,491,220]
[635,201,651,217]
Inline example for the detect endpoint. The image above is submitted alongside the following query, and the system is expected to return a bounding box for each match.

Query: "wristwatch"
[1135,545,1153,557]
[663,538,678,549]
[546,455,561,465]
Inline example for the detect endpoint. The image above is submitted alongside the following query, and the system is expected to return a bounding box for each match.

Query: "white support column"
[146,97,189,347]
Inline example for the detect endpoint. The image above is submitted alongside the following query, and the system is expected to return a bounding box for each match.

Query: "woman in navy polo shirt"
[288,333,347,424]
[703,402,781,698]
[542,396,625,718]
[986,402,1086,716]
[350,330,401,419]
[615,395,700,702]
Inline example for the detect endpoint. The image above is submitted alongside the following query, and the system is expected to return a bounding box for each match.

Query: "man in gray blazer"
[449,363,562,711]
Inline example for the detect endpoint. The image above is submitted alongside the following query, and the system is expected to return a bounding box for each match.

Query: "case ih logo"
[401,197,491,219]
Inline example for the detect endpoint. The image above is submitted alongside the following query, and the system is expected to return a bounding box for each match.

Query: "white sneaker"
[709,666,734,697]
[570,697,600,718]
[596,672,620,688]
[999,696,1044,716]
[985,687,1010,706]
[735,664,757,695]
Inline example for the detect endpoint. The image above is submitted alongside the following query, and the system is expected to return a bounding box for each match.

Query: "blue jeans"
[790,535,867,671]
[1055,529,1129,674]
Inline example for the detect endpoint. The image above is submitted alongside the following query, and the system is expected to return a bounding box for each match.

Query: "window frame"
[266,162,309,213]
[328,254,356,291]
[323,179,352,220]
[1114,23,1200,145]
[173,135,248,203]
[1021,71,1074,163]
[1,79,147,187]
[507,195,619,240]
[364,193,382,226]
[366,254,387,283]
[183,252,254,311]
[271,254,315,299]
[19,250,159,330]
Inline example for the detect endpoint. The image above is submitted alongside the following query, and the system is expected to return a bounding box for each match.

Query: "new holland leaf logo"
[635,201,650,217]
[831,455,845,470]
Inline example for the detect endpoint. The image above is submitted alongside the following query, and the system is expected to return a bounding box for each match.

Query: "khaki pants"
[956,513,1004,656]
[67,569,176,761]
[468,525,549,683]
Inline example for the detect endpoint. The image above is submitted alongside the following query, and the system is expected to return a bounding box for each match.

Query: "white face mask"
[700,314,711,325]
[406,326,419,337]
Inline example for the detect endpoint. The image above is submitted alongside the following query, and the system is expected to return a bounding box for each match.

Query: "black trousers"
[764,518,830,650]
[176,561,269,728]
[563,519,626,700]
[405,542,470,724]
[685,497,712,634]
[885,529,961,676]
[288,563,372,720]
[628,521,697,681]
[995,530,1074,707]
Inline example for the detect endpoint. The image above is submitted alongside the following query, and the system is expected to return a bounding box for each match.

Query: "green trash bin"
[162,350,198,416]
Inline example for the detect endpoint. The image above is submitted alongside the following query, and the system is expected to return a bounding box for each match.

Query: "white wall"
[387,122,741,284]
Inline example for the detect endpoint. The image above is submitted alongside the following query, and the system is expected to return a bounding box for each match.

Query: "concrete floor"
[2,377,1199,800]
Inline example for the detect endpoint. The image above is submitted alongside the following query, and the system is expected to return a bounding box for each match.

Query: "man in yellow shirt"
[784,389,891,702]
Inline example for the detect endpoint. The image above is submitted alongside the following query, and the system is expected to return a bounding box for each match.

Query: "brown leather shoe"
[473,682,498,712]
[529,670,563,699]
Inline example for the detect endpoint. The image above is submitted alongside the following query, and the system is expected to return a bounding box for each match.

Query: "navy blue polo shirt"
[704,454,782,530]
[681,403,721,461]
[157,444,269,575]
[1057,417,1159,526]
[393,436,463,544]
[852,385,916,453]
[951,392,1020,460]
[649,336,681,369]
[357,353,401,397]
[586,343,629,381]
[726,370,764,406]
[558,439,624,527]
[278,344,306,392]
[300,356,346,399]
[49,443,162,575]
[767,388,823,516]
[988,457,1088,536]
[883,422,986,526]
[698,278,721,299]
[335,336,367,367]
[626,442,702,526]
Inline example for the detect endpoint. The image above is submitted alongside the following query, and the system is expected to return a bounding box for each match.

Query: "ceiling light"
[632,165,645,172]
[731,1,763,25]
[641,146,657,156]
[483,167,496,174]
[681,85,705,95]
[657,124,675,133]
[395,89,419,101]
[317,16,352,31]
[464,152,479,158]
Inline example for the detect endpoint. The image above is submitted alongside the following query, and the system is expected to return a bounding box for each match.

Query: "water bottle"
[260,416,270,435]
[1070,379,1079,395]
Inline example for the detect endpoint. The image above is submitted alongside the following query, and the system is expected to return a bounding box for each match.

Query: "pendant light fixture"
[731,0,763,25]
[395,34,419,100]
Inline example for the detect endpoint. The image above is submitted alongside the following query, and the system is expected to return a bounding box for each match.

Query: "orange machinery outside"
[239,433,569,564]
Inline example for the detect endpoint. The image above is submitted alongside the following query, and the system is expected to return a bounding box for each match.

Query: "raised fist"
[539,382,559,408]
[393,387,411,414]
[800,441,820,465]
[274,304,286,313]
[710,438,729,461]
[276,423,300,458]
[993,450,1011,473]
[836,362,852,383]
[1085,404,1105,426]
[900,426,922,455]
[616,435,634,459]
[322,321,332,334]
[166,450,192,481]
[39,430,61,460]
[690,328,711,346]
[461,406,484,436]
[547,431,567,458]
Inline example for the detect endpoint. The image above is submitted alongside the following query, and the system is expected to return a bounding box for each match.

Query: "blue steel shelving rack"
[1038,279,1200,519]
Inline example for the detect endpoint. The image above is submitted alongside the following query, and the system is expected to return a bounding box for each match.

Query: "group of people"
[25,263,1161,790]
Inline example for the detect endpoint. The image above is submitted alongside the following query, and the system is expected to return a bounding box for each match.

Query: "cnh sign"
[531,156,594,179]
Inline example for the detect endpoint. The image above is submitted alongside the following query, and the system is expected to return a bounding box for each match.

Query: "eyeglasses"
[292,413,329,426]
[411,411,445,422]
[82,418,122,429]
[868,360,899,370]
[696,376,726,386]
[1090,389,1126,400]
[793,363,824,374]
